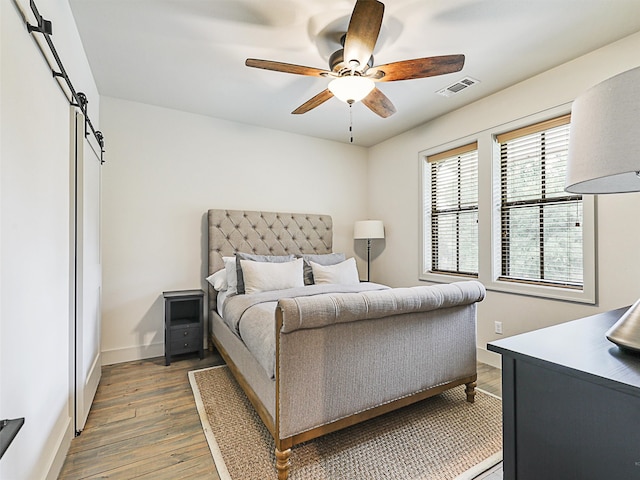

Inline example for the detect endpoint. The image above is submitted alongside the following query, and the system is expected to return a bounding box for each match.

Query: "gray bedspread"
[222,283,390,378]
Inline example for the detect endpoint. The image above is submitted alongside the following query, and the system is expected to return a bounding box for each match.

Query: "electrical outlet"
[494,321,503,334]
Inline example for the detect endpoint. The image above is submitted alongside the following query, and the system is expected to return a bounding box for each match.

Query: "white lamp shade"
[566,66,640,353]
[328,76,375,103]
[354,220,384,239]
[565,66,640,194]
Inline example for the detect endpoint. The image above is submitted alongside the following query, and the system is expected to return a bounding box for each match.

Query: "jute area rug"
[189,365,502,480]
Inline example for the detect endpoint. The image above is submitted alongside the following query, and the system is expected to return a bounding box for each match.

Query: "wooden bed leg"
[465,381,477,403]
[275,448,291,480]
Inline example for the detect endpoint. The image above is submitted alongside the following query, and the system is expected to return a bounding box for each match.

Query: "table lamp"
[354,220,385,282]
[565,65,640,352]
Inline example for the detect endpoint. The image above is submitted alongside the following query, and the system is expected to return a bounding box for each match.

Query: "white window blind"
[497,115,583,288]
[427,143,478,276]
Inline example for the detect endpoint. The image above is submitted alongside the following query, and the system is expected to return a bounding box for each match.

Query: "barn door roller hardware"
[23,0,105,163]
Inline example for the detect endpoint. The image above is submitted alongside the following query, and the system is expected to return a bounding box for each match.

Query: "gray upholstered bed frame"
[207,209,482,480]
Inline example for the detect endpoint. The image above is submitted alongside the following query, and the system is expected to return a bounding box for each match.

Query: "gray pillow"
[300,253,346,285]
[235,253,295,294]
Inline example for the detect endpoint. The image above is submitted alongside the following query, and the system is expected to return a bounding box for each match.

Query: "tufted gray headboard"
[207,209,333,310]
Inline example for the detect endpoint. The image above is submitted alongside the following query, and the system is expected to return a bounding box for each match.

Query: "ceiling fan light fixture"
[246,0,464,118]
[328,76,375,103]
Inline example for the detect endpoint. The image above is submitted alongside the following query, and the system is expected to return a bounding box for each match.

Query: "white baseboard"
[44,413,73,480]
[101,342,164,365]
[477,347,501,368]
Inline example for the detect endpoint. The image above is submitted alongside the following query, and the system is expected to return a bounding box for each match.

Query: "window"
[496,115,584,288]
[424,143,478,276]
[420,107,595,303]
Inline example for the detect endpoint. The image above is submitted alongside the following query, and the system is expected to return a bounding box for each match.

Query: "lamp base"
[606,298,640,353]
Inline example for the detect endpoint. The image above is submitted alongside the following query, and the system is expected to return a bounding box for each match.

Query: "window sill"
[484,278,595,304]
[420,272,595,304]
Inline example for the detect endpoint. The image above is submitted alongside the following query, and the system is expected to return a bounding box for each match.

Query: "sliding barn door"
[71,107,102,433]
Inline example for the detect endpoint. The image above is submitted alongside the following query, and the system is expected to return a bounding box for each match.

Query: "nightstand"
[163,289,204,366]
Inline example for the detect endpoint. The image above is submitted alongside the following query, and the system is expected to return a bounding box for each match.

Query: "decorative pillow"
[235,253,295,294]
[223,256,238,295]
[300,253,346,285]
[206,268,227,291]
[206,256,235,292]
[310,257,360,285]
[240,258,304,294]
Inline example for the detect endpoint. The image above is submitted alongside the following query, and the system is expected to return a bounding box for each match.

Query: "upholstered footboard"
[272,281,485,479]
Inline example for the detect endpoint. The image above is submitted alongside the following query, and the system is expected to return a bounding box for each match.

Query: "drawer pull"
[184,343,189,347]
[183,331,189,336]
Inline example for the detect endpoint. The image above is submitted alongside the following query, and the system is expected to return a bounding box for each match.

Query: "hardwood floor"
[59,352,502,479]
[477,361,502,398]
[59,351,225,480]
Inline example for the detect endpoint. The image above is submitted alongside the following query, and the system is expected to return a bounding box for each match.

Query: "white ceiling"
[69,0,640,147]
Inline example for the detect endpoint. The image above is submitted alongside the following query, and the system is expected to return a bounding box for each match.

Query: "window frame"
[497,114,582,287]
[420,136,480,283]
[428,142,479,277]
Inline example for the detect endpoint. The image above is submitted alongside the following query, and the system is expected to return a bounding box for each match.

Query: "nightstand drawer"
[170,324,200,338]
[170,339,199,355]
[170,325,200,354]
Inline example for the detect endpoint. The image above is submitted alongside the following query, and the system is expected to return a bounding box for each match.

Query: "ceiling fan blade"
[361,88,396,118]
[343,0,384,71]
[292,89,335,114]
[372,54,465,82]
[246,59,329,77]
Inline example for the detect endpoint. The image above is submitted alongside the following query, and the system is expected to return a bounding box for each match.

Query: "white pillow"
[310,257,360,285]
[300,252,346,285]
[240,258,304,294]
[223,256,238,295]
[206,268,227,291]
[206,256,236,292]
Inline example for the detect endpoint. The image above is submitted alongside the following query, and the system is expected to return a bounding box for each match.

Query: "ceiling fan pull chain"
[349,102,353,143]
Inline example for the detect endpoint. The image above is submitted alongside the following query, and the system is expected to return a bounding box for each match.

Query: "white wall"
[1,0,99,478]
[99,97,369,364]
[368,32,640,366]
[101,33,640,368]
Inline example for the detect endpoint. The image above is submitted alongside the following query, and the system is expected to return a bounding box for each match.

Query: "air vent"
[436,77,480,97]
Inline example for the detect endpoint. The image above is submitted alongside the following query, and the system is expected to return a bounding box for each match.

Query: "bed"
[207,209,486,480]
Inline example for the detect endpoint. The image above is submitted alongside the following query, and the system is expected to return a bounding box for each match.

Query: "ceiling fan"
[245,0,465,118]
